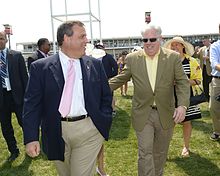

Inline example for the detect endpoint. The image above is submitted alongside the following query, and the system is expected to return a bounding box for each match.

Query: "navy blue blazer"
[27,50,46,70]
[22,54,113,161]
[0,49,28,108]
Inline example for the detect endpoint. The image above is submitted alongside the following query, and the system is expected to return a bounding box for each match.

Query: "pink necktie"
[59,60,75,117]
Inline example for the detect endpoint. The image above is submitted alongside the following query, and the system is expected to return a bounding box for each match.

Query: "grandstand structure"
[17,33,220,59]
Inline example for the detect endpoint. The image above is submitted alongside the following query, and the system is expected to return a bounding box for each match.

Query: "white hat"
[91,48,106,59]
[132,46,142,52]
[85,43,94,56]
[163,36,195,56]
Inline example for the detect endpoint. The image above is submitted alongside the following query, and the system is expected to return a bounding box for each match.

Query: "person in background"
[109,24,190,176]
[209,24,220,141]
[117,51,128,96]
[193,45,200,57]
[22,21,113,176]
[0,31,28,161]
[132,46,142,53]
[27,38,51,70]
[93,43,117,176]
[94,43,118,116]
[195,37,212,101]
[164,36,202,157]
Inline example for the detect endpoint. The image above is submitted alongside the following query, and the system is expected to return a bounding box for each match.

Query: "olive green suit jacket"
[109,48,190,131]
[197,46,212,76]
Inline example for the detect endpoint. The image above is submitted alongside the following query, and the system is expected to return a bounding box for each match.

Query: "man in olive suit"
[109,24,190,176]
[196,37,212,100]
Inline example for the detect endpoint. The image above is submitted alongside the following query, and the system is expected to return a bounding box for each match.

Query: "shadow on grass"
[189,107,212,135]
[192,120,212,135]
[109,106,131,140]
[201,109,210,117]
[0,154,33,176]
[121,94,133,99]
[168,152,220,176]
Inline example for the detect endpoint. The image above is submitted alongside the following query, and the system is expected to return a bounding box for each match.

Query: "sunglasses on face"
[142,38,158,43]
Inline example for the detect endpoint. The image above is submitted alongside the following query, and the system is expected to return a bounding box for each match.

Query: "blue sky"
[1,0,220,49]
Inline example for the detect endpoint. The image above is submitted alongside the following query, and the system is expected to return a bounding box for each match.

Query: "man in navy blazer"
[23,21,113,176]
[0,31,28,162]
[27,38,51,70]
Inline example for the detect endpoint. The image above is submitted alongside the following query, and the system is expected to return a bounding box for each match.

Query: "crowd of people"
[0,21,219,176]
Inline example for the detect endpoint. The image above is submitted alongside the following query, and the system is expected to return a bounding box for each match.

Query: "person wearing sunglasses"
[109,24,190,175]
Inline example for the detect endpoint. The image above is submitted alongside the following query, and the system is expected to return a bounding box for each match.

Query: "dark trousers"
[203,65,212,101]
[0,89,23,154]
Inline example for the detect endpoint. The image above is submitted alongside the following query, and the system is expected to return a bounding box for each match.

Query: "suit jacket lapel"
[7,49,13,75]
[155,49,167,88]
[49,55,90,97]
[80,57,90,99]
[138,50,154,93]
[37,50,45,59]
[49,54,64,91]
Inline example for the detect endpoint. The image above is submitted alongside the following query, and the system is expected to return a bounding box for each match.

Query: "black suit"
[0,49,28,154]
[27,50,46,70]
[101,53,118,79]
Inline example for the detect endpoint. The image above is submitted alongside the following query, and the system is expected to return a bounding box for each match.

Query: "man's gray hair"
[141,24,162,37]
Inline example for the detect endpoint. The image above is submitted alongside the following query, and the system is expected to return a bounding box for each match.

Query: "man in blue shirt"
[209,24,220,141]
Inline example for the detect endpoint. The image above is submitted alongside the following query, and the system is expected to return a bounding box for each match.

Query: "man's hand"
[173,106,186,123]
[25,141,40,158]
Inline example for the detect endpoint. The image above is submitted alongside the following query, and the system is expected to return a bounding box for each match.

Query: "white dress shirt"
[59,51,87,117]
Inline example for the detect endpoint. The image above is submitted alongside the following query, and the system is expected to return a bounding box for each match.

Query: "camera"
[215,94,220,102]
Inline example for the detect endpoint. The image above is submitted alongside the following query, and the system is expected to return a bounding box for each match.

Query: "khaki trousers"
[209,78,220,133]
[54,117,104,176]
[136,109,173,176]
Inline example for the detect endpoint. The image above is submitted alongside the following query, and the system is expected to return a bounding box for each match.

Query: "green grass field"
[0,86,219,176]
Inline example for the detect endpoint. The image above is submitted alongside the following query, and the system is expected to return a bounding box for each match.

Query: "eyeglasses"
[142,38,158,43]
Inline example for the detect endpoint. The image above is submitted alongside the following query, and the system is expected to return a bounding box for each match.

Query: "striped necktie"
[0,51,7,87]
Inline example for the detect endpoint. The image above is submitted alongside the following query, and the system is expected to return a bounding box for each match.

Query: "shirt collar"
[143,50,160,60]
[1,48,7,55]
[59,50,80,65]
[38,50,47,57]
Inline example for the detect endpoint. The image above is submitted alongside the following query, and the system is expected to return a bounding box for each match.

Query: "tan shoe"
[96,167,109,176]
[181,147,190,157]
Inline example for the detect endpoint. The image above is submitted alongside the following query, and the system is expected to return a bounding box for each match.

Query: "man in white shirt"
[23,21,113,176]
